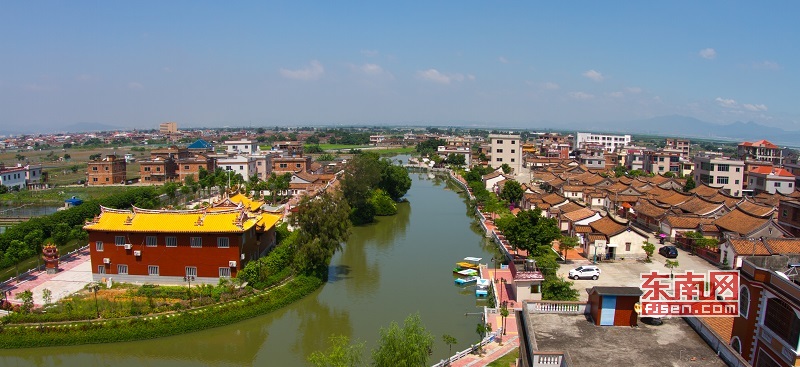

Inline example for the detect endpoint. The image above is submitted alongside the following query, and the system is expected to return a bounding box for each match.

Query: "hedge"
[0,275,322,348]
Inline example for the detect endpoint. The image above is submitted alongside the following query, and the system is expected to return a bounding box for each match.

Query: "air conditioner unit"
[133,250,141,257]
[103,258,111,264]
[228,260,237,267]
[124,244,132,250]
[240,253,245,260]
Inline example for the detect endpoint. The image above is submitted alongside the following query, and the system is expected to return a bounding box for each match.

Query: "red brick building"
[87,154,127,185]
[84,206,282,285]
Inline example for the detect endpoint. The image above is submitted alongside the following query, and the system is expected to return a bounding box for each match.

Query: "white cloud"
[752,61,780,70]
[280,60,325,81]
[128,82,144,90]
[743,103,768,112]
[715,97,768,112]
[416,69,473,84]
[163,67,173,73]
[582,69,604,82]
[541,82,560,90]
[498,56,509,64]
[609,91,624,98]
[361,50,379,57]
[715,97,737,108]
[75,74,96,82]
[569,91,595,100]
[626,87,642,94]
[699,48,717,60]
[360,63,383,75]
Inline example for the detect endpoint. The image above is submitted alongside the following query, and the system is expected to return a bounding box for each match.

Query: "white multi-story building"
[488,134,521,173]
[575,132,631,153]
[217,156,258,182]
[747,167,796,195]
[692,153,745,196]
[224,140,259,155]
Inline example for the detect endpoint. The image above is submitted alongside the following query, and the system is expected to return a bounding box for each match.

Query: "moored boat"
[454,268,478,277]
[455,257,482,270]
[454,276,479,285]
[475,278,491,297]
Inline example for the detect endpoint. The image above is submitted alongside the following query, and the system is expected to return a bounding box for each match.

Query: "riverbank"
[0,275,322,348]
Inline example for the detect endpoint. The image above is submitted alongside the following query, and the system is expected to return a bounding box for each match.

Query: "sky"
[2,1,799,132]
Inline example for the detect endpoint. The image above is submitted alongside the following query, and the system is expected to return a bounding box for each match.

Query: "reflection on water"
[0,167,503,366]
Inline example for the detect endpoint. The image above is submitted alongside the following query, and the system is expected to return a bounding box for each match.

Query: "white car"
[569,265,601,280]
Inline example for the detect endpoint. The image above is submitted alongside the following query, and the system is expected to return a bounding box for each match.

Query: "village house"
[747,166,796,195]
[584,215,649,260]
[87,154,127,185]
[737,139,783,165]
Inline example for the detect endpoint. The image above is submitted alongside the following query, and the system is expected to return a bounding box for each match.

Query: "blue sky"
[2,1,799,132]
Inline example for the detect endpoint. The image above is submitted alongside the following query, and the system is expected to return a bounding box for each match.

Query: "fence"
[431,327,504,367]
[526,301,587,315]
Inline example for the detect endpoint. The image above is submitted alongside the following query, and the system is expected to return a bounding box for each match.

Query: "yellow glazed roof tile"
[84,206,270,233]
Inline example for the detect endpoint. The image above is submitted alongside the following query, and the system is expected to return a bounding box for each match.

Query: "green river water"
[0,171,501,366]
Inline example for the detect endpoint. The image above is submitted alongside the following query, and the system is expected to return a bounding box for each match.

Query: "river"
[0,171,501,366]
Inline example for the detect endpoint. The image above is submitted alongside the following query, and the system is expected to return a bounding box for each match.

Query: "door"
[600,296,617,326]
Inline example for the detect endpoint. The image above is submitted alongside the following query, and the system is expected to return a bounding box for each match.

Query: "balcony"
[526,300,586,315]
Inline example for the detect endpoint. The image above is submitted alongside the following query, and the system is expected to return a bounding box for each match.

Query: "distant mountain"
[585,115,800,146]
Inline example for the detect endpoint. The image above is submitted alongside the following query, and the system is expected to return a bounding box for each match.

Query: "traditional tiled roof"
[229,193,265,212]
[562,185,589,192]
[736,199,776,217]
[555,201,584,214]
[726,238,771,255]
[563,208,597,222]
[750,166,795,177]
[700,224,720,233]
[662,215,714,230]
[83,206,280,233]
[655,191,692,206]
[542,193,567,205]
[691,184,723,198]
[634,199,671,218]
[574,225,592,234]
[753,192,781,207]
[763,238,800,254]
[483,171,503,180]
[589,216,627,237]
[676,196,725,216]
[587,233,607,244]
[713,208,771,236]
[698,317,734,341]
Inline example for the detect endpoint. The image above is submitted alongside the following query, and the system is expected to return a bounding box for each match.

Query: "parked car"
[658,245,678,258]
[568,265,601,280]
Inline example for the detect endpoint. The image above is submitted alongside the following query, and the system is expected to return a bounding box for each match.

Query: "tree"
[442,334,458,354]
[42,288,52,305]
[683,231,719,255]
[683,176,696,192]
[445,153,466,166]
[500,305,509,337]
[379,163,412,201]
[369,189,397,216]
[162,182,179,204]
[642,241,655,262]
[499,180,523,206]
[308,335,366,367]
[372,313,434,367]
[557,236,579,262]
[293,189,352,278]
[665,259,679,278]
[500,163,512,174]
[542,277,579,301]
[51,222,71,246]
[16,290,34,313]
[341,153,382,225]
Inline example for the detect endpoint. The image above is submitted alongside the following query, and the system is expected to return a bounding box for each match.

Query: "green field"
[0,185,132,205]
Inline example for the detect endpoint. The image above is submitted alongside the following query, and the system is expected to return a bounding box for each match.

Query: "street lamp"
[491,257,498,283]
[89,282,100,319]
[499,278,507,305]
[184,275,195,307]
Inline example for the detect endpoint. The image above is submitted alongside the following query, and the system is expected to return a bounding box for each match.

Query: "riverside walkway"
[1,247,92,307]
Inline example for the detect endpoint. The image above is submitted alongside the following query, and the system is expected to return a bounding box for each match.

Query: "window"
[279,163,288,168]
[735,180,739,184]
[625,242,631,251]
[735,167,740,172]
[184,165,190,170]
[156,167,161,172]
[166,237,177,247]
[511,149,516,154]
[92,166,98,171]
[92,178,98,182]
[775,182,781,187]
[531,284,541,293]
[115,236,125,246]
[239,165,244,170]
[511,158,515,162]
[496,139,503,144]
[496,158,503,162]
[790,183,794,188]
[185,266,197,277]
[496,149,504,153]
[717,177,729,184]
[219,267,231,278]
[148,265,159,276]
[96,265,106,274]
[717,164,729,172]
[659,166,664,171]
[730,337,741,354]
[190,237,202,248]
[511,140,516,144]
[95,241,104,252]
[763,296,800,348]
[117,264,128,275]
[146,236,157,247]
[739,286,750,318]
[218,237,230,248]
[144,167,151,172]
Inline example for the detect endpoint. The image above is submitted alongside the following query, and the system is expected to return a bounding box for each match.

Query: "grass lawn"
[0,185,132,205]
[487,347,518,367]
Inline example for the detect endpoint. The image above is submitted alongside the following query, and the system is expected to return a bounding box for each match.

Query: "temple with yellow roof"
[84,203,282,285]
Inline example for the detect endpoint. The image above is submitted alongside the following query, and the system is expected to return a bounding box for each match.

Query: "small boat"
[454,276,479,286]
[456,257,482,270]
[454,268,478,276]
[475,278,491,298]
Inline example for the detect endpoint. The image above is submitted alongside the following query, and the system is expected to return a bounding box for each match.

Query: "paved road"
[559,245,720,302]
[3,248,92,306]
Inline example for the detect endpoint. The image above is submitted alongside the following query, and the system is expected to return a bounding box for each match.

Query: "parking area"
[559,245,720,302]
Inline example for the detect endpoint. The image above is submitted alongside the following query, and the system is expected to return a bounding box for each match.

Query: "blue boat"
[475,278,491,297]
[454,276,479,286]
